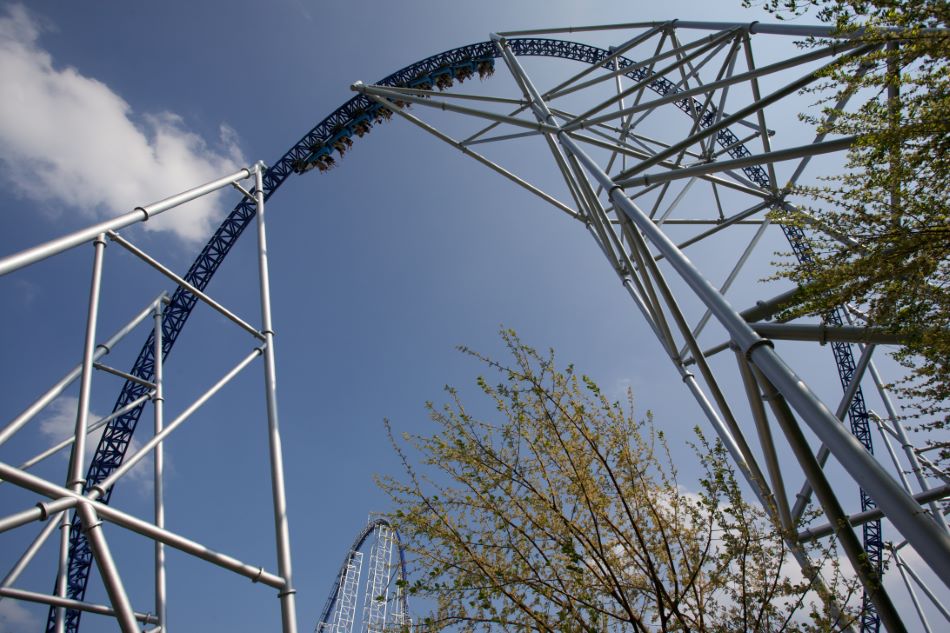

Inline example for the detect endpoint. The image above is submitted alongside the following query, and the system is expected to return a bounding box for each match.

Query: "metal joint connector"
[251,567,264,584]
[743,337,774,362]
[36,501,49,521]
[277,587,297,598]
[135,206,149,222]
[79,508,103,532]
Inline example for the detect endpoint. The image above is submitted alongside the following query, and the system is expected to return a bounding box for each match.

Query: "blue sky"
[0,1,944,631]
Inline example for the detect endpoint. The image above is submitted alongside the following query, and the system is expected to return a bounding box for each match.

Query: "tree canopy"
[747,0,949,460]
[379,332,859,632]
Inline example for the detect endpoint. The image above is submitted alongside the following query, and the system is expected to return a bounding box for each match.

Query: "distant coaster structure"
[314,518,410,633]
[0,19,946,633]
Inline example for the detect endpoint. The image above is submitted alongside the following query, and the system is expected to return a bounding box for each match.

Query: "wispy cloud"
[0,4,245,243]
[0,595,38,632]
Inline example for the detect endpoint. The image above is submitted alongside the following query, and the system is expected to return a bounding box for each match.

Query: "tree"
[745,1,949,461]
[378,331,859,632]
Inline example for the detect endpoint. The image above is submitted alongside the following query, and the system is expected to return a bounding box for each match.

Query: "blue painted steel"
[48,37,879,632]
[315,518,410,630]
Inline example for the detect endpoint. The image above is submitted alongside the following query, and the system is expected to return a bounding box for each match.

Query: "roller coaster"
[0,19,947,633]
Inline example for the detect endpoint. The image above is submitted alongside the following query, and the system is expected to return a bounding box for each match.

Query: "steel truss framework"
[315,518,410,633]
[0,164,299,633]
[0,18,946,633]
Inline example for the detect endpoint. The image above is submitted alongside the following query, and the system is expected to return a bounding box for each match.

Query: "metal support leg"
[153,302,168,632]
[75,502,139,633]
[55,232,106,631]
[53,511,70,633]
[891,548,933,633]
[751,366,906,633]
[253,164,298,633]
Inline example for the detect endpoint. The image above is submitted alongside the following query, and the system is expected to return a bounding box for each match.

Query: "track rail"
[49,36,878,632]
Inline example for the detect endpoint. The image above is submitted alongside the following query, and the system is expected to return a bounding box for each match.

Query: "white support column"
[253,163,298,633]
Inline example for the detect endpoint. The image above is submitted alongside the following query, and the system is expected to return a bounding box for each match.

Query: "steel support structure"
[342,22,949,632]
[0,164,298,632]
[2,19,946,633]
[315,518,411,633]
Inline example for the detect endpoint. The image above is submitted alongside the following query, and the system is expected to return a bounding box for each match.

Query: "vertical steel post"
[55,232,106,632]
[53,511,70,633]
[253,163,298,633]
[68,233,106,491]
[153,302,167,631]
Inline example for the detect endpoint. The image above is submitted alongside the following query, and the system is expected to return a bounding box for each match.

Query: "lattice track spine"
[317,551,363,633]
[362,524,395,633]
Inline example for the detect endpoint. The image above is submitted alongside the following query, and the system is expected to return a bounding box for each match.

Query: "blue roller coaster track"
[48,36,880,632]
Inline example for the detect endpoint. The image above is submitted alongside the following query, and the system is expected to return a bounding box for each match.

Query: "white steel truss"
[349,20,950,633]
[361,524,394,633]
[0,163,299,633]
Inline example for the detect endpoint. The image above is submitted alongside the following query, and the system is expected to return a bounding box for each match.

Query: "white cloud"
[0,4,245,243]
[0,596,38,632]
[39,396,153,492]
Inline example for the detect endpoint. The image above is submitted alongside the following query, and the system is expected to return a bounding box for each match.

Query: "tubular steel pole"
[153,302,168,632]
[0,294,162,448]
[90,348,263,497]
[0,513,62,591]
[55,232,106,632]
[53,511,69,633]
[0,587,159,624]
[253,163,298,633]
[68,233,106,495]
[752,367,907,633]
[0,167,254,276]
[0,461,286,588]
[75,502,139,633]
[13,392,154,474]
[490,30,950,591]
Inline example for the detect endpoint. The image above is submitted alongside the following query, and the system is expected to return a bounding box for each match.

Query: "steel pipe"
[616,135,858,188]
[90,347,263,497]
[0,587,158,625]
[798,484,950,543]
[107,230,265,341]
[750,322,911,346]
[75,501,139,633]
[254,164,298,633]
[0,166,254,276]
[0,294,163,447]
[0,461,286,589]
[153,302,167,631]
